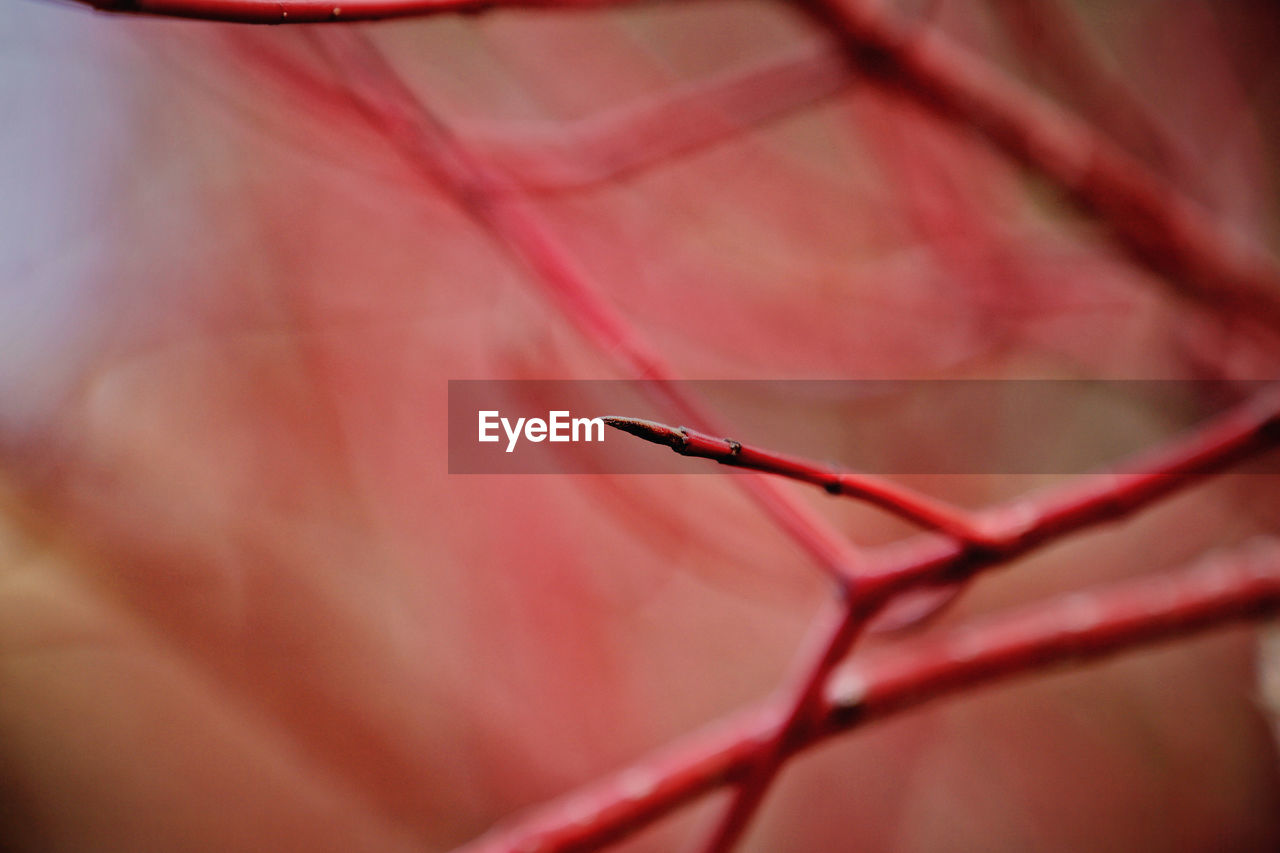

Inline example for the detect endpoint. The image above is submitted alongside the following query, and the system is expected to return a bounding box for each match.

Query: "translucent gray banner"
[447,380,1279,475]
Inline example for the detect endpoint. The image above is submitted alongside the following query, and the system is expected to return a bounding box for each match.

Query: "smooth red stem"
[71,0,1280,334]
[868,383,1280,593]
[805,0,1280,334]
[78,0,621,24]
[608,386,1280,851]
[695,597,871,853]
[831,538,1280,724]
[454,538,1280,853]
[603,416,994,546]
[608,385,1280,561]
[64,7,1280,851]
[307,29,872,587]
[86,0,1280,337]
[985,0,1198,187]
[466,40,854,193]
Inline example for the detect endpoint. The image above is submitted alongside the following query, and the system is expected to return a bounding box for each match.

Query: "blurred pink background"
[2,1,1280,850]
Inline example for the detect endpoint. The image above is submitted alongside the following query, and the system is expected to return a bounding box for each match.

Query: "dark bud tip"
[602,416,688,450]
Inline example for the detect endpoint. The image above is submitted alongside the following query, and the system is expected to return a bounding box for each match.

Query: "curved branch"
[464,41,854,193]
[302,28,872,589]
[605,385,1280,559]
[453,538,1280,853]
[806,0,1280,335]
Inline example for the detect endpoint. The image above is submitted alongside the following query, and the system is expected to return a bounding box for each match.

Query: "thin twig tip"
[601,415,686,449]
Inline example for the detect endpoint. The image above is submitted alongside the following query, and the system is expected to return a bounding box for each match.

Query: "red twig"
[985,0,1199,188]
[829,537,1280,726]
[804,0,1280,335]
[608,387,1280,850]
[61,4,1280,849]
[454,538,1280,853]
[866,382,1280,594]
[603,415,996,546]
[94,0,1280,337]
[607,384,1280,559]
[70,0,1280,335]
[75,0,623,24]
[695,596,870,853]
[463,41,853,193]
[308,19,1280,840]
[304,28,875,592]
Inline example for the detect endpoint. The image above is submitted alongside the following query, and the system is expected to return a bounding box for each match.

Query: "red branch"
[454,538,1280,853]
[828,537,1280,725]
[72,0,1280,339]
[864,383,1280,595]
[59,2,1280,849]
[603,415,1002,546]
[462,41,853,193]
[606,386,1280,556]
[985,0,1199,189]
[604,386,1280,851]
[297,29,903,853]
[295,22,1280,853]
[75,0,624,24]
[805,0,1280,335]
[695,596,870,853]
[302,29,878,589]
[71,0,1280,337]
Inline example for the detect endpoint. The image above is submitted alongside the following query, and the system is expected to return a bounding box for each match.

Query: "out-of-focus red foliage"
[1,1,1279,851]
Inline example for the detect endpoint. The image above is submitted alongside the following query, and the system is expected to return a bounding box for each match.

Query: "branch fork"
[53,0,1280,848]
